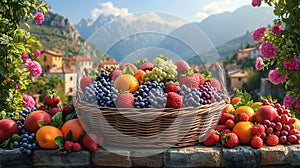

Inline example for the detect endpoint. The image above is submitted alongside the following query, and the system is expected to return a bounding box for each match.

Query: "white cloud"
[196,0,235,20]
[90,2,129,21]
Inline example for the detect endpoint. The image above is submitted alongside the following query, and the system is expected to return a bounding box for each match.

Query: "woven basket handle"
[208,62,230,103]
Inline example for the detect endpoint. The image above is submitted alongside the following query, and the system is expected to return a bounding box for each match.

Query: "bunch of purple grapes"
[262,102,300,145]
[199,82,223,105]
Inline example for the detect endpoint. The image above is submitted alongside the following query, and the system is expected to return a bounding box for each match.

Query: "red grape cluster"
[262,100,300,145]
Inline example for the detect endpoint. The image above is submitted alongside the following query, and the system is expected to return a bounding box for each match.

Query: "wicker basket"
[74,63,228,148]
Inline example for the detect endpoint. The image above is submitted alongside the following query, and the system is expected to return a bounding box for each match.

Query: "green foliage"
[234,89,253,108]
[0,0,47,116]
[258,0,300,116]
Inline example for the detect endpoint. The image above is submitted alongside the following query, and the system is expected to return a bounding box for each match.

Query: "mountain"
[27,11,106,63]
[196,5,274,46]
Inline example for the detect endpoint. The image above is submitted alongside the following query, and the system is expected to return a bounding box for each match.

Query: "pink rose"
[22,52,29,63]
[272,25,283,35]
[252,27,266,42]
[25,59,42,77]
[16,84,20,90]
[268,68,288,85]
[283,57,300,71]
[34,12,44,25]
[252,0,262,7]
[255,57,263,70]
[260,41,278,59]
[6,78,11,82]
[294,100,300,109]
[34,50,41,58]
[283,96,294,109]
[23,94,35,109]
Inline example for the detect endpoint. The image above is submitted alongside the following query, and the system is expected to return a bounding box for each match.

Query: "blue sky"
[45,0,251,24]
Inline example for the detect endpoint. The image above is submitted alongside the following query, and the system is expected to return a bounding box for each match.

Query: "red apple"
[254,105,277,123]
[0,119,19,144]
[24,110,51,133]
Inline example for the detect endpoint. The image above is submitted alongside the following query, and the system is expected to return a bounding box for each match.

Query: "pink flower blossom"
[268,68,288,85]
[283,57,300,71]
[25,59,42,77]
[6,78,11,82]
[34,12,44,25]
[3,10,6,15]
[252,0,262,7]
[283,96,294,109]
[294,100,300,109]
[34,50,41,58]
[22,52,29,63]
[16,84,20,90]
[23,94,35,109]
[252,27,266,42]
[255,57,264,70]
[272,25,283,35]
[260,41,278,59]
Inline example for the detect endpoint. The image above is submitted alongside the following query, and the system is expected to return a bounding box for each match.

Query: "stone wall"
[1,145,300,167]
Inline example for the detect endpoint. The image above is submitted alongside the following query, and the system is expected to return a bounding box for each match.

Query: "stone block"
[33,149,91,168]
[259,145,287,166]
[286,145,300,166]
[92,147,132,167]
[0,149,32,168]
[221,146,260,168]
[166,145,221,167]
[131,149,166,167]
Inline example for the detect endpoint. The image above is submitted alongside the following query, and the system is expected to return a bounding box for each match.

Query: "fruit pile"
[0,90,104,154]
[81,55,225,109]
[203,90,300,148]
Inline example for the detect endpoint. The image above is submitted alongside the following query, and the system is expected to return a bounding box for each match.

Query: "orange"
[114,74,139,93]
[234,106,255,122]
[295,118,300,131]
[61,119,85,142]
[222,104,235,113]
[232,121,254,144]
[231,97,241,106]
[134,70,145,82]
[36,125,63,149]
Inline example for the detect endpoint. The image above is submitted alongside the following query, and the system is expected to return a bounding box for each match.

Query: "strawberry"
[194,73,205,86]
[208,78,221,90]
[219,129,231,142]
[72,142,82,152]
[219,113,235,124]
[239,112,249,121]
[165,83,180,93]
[49,107,61,116]
[250,136,263,149]
[225,119,235,129]
[175,60,190,73]
[166,92,183,109]
[64,140,74,151]
[215,125,226,131]
[266,134,279,146]
[110,69,123,81]
[179,71,200,88]
[222,133,239,148]
[44,90,60,107]
[119,63,137,73]
[80,77,93,92]
[117,92,134,108]
[139,62,153,71]
[37,105,48,112]
[82,134,99,152]
[252,124,265,136]
[203,129,220,146]
[62,104,74,115]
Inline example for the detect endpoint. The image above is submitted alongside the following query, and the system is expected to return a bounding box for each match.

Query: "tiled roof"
[228,69,247,78]
[67,56,92,62]
[42,50,63,57]
[48,65,75,74]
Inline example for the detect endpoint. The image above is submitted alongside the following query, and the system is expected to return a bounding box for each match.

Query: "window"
[238,78,242,81]
[69,88,73,92]
[70,77,72,81]
[44,56,47,61]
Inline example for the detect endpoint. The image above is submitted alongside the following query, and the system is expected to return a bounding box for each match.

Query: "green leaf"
[55,136,64,151]
[50,112,64,128]
[89,70,99,80]
[202,70,212,81]
[133,58,147,68]
[65,111,77,121]
[0,138,11,149]
[66,130,74,141]
[11,134,21,142]
[122,66,134,75]
[158,54,169,61]
[37,120,47,128]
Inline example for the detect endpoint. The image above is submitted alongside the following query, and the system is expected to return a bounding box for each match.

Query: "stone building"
[228,69,247,91]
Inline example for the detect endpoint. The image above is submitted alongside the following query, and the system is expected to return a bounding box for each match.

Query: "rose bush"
[0,0,47,118]
[252,0,300,117]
